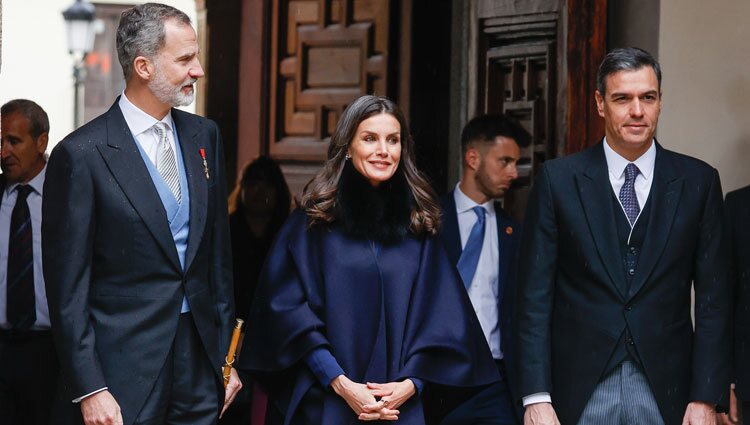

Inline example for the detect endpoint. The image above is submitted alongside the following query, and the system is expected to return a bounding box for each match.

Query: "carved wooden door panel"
[267,0,398,197]
[469,0,605,220]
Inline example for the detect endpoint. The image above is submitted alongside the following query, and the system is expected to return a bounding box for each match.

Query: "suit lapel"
[96,102,182,272]
[441,192,463,266]
[628,145,683,299]
[173,110,208,272]
[576,143,628,299]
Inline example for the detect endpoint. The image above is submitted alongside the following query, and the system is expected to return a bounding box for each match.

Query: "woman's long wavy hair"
[301,95,441,235]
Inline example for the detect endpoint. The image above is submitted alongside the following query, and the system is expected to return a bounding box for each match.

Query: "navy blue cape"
[239,210,499,424]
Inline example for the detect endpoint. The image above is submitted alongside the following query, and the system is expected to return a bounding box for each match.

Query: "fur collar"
[335,162,413,244]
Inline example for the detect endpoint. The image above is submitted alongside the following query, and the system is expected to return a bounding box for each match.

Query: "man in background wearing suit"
[723,186,750,424]
[516,47,730,425]
[43,4,241,425]
[0,99,56,425]
[439,114,530,425]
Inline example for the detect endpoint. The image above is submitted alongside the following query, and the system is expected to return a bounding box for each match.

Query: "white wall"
[659,0,750,193]
[0,0,196,149]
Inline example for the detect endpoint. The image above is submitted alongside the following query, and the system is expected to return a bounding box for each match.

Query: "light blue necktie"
[619,163,641,226]
[457,206,486,289]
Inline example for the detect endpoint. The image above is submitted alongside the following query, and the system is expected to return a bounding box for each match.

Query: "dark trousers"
[439,360,519,425]
[134,313,222,425]
[0,329,59,425]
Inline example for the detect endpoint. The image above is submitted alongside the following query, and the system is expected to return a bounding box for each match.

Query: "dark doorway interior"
[408,0,453,194]
[205,0,242,185]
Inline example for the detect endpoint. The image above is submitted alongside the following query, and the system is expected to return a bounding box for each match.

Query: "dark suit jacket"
[726,185,750,402]
[515,142,731,425]
[42,100,234,425]
[439,192,521,403]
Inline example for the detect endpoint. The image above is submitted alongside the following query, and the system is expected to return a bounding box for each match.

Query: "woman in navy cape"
[239,95,499,424]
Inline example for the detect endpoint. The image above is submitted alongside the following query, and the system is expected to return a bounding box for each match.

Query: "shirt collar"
[602,137,656,181]
[118,92,174,137]
[454,182,495,215]
[6,164,47,197]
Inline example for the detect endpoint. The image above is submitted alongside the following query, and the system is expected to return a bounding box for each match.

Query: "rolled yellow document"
[223,318,244,388]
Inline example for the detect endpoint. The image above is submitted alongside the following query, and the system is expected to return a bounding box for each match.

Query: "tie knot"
[472,206,486,221]
[153,122,169,141]
[15,185,33,201]
[624,163,640,181]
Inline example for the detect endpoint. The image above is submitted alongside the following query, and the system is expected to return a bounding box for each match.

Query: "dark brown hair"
[1,99,49,139]
[301,95,440,235]
[461,113,531,154]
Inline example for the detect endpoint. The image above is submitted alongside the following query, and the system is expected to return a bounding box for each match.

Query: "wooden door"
[465,0,606,219]
[237,0,409,198]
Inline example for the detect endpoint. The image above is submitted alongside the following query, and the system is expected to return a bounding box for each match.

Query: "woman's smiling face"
[347,113,402,187]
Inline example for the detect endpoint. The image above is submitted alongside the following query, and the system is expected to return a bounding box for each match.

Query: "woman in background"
[228,155,291,322]
[221,156,291,425]
[240,95,498,424]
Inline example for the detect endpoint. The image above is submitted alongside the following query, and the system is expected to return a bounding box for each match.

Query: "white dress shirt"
[522,139,657,407]
[0,166,49,330]
[118,92,177,168]
[454,183,502,359]
[603,138,656,220]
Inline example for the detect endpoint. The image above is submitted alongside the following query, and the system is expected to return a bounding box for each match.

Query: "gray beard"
[148,69,195,107]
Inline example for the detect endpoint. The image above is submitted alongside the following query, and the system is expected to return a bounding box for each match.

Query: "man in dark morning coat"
[516,47,730,425]
[42,4,241,425]
[724,186,750,423]
[439,114,529,425]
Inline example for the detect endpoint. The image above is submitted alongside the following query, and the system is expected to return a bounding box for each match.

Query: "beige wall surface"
[659,0,750,194]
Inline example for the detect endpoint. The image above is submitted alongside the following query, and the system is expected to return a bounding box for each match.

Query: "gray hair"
[1,99,50,139]
[116,3,191,80]
[596,47,662,95]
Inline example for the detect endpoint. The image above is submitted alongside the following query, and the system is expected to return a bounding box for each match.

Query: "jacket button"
[628,268,636,276]
[627,338,634,345]
[625,305,632,311]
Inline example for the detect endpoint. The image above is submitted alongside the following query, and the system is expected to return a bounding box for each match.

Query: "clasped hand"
[331,375,416,421]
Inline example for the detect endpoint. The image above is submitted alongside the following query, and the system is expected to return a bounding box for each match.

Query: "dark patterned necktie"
[457,206,486,289]
[7,185,36,330]
[619,163,641,226]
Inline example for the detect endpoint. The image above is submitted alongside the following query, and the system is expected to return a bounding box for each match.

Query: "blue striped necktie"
[457,206,486,289]
[7,185,36,330]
